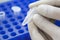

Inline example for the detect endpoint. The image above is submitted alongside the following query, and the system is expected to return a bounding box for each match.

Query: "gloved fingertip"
[29,1,41,8]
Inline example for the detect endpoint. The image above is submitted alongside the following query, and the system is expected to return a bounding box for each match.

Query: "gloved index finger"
[32,14,60,40]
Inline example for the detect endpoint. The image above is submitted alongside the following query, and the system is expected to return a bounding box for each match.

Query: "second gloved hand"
[28,0,60,40]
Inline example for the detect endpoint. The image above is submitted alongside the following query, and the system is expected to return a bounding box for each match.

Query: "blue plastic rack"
[0,0,37,40]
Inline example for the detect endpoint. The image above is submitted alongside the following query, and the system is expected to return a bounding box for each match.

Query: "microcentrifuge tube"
[0,11,5,20]
[0,0,11,3]
[11,6,21,15]
[22,7,37,26]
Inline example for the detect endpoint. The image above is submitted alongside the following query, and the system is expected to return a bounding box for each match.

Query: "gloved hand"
[28,0,60,40]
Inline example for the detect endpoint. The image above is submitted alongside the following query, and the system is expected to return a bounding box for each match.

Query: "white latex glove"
[27,0,60,40]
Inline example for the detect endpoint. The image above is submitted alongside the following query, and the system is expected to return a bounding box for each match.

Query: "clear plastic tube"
[0,11,5,20]
[22,7,37,26]
[0,0,12,3]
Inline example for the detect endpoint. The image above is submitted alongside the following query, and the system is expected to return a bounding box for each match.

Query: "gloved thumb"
[29,0,60,8]
[37,4,60,20]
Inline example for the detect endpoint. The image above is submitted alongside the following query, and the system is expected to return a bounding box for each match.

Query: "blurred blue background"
[0,0,37,40]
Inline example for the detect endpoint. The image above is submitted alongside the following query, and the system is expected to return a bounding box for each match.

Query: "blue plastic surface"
[0,0,37,40]
[54,20,60,26]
